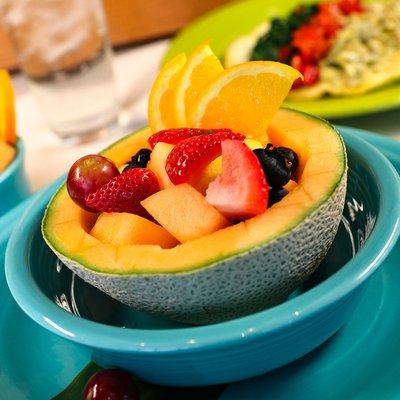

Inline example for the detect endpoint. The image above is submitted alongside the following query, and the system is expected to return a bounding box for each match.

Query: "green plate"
[163,0,400,119]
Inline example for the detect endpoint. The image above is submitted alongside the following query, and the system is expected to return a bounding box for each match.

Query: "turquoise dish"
[0,139,30,216]
[5,128,400,387]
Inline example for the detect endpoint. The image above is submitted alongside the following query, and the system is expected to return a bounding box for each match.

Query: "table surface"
[11,39,400,191]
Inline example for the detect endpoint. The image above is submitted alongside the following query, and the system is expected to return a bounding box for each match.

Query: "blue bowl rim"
[0,139,24,185]
[5,128,400,353]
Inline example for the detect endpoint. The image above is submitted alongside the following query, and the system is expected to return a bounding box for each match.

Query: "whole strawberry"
[86,168,159,215]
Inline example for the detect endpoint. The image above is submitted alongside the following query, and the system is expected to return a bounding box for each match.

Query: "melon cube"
[91,212,178,248]
[0,141,16,172]
[147,142,174,189]
[141,183,229,243]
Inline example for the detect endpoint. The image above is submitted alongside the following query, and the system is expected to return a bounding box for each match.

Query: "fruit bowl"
[5,128,400,386]
[0,139,30,216]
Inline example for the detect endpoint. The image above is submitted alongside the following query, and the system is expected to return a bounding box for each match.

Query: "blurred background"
[0,0,231,71]
[0,0,399,191]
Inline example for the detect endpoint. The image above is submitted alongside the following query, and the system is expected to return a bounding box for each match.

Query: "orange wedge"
[0,69,17,145]
[173,42,224,126]
[188,61,302,145]
[148,53,187,132]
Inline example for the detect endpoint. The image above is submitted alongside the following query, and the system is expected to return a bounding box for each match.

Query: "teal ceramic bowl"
[0,139,30,216]
[5,128,400,387]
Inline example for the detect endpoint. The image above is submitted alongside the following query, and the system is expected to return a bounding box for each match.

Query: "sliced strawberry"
[206,140,268,219]
[148,128,232,149]
[86,168,159,215]
[165,131,245,185]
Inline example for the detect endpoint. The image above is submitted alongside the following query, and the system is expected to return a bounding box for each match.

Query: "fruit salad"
[0,69,17,173]
[225,0,400,99]
[66,45,302,247]
[44,43,346,324]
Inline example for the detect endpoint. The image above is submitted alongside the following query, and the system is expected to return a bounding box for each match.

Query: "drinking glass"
[1,0,119,139]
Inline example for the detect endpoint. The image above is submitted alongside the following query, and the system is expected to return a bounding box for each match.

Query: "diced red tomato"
[302,64,320,86]
[290,55,319,88]
[338,0,364,14]
[279,46,292,63]
[292,25,330,63]
[314,3,343,37]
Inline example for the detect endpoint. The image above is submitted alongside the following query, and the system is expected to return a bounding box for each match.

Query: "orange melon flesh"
[141,183,229,243]
[43,109,345,274]
[147,142,174,190]
[284,180,297,192]
[91,212,178,248]
[0,141,16,172]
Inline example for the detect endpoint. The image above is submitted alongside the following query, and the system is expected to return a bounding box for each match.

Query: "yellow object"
[141,183,229,243]
[188,61,302,145]
[43,109,345,274]
[243,138,263,150]
[91,212,178,248]
[0,69,17,145]
[148,53,187,132]
[147,142,174,189]
[0,140,16,172]
[173,42,224,126]
[284,180,298,192]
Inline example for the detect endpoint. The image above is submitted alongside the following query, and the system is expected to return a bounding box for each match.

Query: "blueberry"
[253,148,291,187]
[268,187,289,207]
[275,146,299,175]
[123,148,152,172]
[254,144,299,187]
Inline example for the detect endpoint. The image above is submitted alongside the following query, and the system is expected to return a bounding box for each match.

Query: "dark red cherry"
[83,368,139,400]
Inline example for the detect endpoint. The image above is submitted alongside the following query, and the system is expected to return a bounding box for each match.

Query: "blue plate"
[0,129,399,397]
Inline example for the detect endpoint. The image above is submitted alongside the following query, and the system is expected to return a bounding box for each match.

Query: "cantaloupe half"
[42,109,347,324]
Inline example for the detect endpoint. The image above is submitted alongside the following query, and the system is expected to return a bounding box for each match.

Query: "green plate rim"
[162,0,400,119]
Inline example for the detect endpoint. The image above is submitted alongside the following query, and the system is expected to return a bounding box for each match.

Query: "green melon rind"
[43,172,346,324]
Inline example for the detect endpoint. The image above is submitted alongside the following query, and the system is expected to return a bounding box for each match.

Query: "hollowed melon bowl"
[43,109,348,325]
[0,139,30,216]
[5,127,400,386]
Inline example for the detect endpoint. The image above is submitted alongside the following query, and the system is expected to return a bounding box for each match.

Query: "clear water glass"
[1,0,119,139]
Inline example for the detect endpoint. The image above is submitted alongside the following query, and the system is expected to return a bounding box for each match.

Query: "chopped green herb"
[250,4,318,61]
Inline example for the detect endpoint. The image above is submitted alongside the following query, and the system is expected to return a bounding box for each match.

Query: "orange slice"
[148,53,187,132]
[0,69,17,145]
[173,42,224,126]
[188,61,302,145]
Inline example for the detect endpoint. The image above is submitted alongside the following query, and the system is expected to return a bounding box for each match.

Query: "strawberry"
[148,128,232,149]
[206,140,268,219]
[86,168,159,215]
[165,131,245,185]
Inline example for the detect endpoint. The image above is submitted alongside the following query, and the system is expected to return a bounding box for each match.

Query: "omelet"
[225,0,400,99]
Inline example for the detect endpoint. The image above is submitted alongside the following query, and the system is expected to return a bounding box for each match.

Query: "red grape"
[67,155,119,211]
[83,369,139,400]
